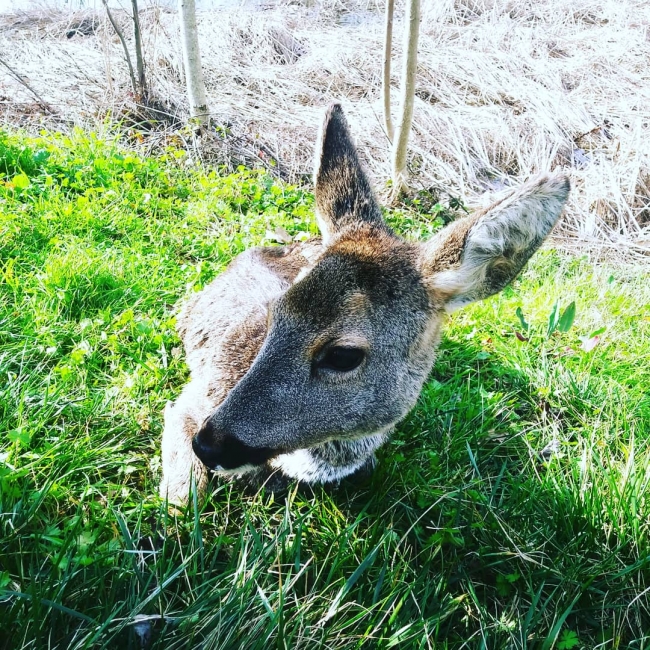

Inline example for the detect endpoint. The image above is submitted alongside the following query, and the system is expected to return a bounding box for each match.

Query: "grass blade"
[319,543,381,626]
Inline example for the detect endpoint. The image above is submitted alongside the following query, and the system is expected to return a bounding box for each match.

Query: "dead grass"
[1,0,649,255]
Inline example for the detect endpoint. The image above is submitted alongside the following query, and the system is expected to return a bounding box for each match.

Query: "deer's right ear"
[314,104,385,245]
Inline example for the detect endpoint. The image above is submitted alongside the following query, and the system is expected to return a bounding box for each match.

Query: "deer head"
[191,104,570,476]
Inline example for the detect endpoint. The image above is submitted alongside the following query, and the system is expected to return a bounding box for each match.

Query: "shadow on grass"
[119,337,646,649]
[2,338,648,650]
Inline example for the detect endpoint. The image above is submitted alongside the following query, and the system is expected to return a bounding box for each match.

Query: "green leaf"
[541,590,583,650]
[11,173,30,189]
[505,571,520,583]
[515,307,529,332]
[557,629,580,650]
[557,301,576,332]
[496,574,511,597]
[33,149,50,166]
[76,530,96,552]
[7,429,30,446]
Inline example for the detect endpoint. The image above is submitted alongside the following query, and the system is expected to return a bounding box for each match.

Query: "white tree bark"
[391,0,421,197]
[178,0,209,124]
[382,0,395,143]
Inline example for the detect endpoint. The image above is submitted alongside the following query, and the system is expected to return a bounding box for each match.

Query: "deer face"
[193,226,438,472]
[192,104,570,474]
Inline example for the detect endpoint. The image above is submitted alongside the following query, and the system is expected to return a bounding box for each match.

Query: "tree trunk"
[382,0,395,143]
[131,0,147,100]
[178,0,209,125]
[391,0,420,198]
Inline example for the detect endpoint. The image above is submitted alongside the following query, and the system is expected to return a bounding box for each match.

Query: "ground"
[0,128,649,649]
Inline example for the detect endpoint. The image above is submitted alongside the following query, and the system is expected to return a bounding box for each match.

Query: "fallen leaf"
[579,335,600,352]
[539,439,561,461]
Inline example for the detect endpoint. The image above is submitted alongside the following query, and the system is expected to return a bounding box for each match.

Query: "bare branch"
[101,0,138,96]
[0,55,56,114]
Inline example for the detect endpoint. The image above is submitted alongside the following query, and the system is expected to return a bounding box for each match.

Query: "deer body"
[160,105,570,503]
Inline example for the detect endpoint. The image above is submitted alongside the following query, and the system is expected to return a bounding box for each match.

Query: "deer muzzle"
[192,418,279,471]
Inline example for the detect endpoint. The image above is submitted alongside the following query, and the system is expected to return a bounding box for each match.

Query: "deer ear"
[420,173,570,312]
[313,104,386,245]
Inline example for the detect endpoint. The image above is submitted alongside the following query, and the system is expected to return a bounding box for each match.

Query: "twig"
[0,55,56,114]
[101,0,138,96]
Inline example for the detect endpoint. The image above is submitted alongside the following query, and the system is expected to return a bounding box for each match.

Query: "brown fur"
[159,104,570,503]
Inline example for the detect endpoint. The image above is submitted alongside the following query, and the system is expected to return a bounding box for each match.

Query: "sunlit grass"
[0,129,648,649]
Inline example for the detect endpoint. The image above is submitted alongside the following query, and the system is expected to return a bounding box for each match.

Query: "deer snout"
[192,418,278,471]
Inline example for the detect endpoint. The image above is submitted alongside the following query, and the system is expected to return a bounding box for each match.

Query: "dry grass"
[1,0,650,255]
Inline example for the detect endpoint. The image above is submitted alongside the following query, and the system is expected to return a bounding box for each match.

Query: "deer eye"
[317,347,365,373]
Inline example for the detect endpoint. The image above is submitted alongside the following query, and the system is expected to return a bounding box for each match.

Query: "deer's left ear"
[420,173,570,312]
[313,104,387,245]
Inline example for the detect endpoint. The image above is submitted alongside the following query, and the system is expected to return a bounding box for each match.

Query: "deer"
[159,104,570,504]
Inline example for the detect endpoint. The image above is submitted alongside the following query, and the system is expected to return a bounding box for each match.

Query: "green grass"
[1,128,649,650]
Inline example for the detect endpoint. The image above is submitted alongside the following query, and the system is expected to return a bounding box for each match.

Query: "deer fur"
[159,104,570,503]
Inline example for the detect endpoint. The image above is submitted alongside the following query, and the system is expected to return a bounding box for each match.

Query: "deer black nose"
[192,418,278,470]
[191,431,223,470]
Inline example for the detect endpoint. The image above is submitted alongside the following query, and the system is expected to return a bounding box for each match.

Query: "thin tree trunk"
[178,0,209,125]
[382,0,395,143]
[101,0,138,96]
[391,0,421,198]
[131,0,147,100]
